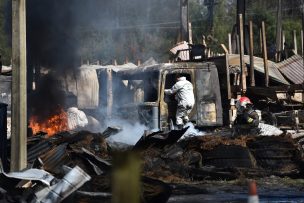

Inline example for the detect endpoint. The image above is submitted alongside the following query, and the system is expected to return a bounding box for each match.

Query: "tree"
[0,0,11,65]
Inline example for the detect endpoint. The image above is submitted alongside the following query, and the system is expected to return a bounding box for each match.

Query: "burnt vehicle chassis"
[94,53,303,131]
[96,62,223,131]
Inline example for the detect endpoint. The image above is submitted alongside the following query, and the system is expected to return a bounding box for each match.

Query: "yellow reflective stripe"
[247,118,253,123]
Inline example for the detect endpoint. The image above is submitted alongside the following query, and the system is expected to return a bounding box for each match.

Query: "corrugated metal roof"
[228,54,290,85]
[39,143,69,173]
[275,54,304,84]
[28,140,53,163]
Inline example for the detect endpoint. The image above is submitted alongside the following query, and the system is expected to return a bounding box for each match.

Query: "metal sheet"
[32,166,91,203]
[0,167,55,186]
[39,143,69,173]
[228,54,290,85]
[276,54,304,84]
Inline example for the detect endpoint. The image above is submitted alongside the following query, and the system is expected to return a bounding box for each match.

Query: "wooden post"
[11,0,27,171]
[137,59,141,66]
[301,30,303,57]
[236,34,240,54]
[236,0,246,53]
[113,59,117,66]
[228,33,232,54]
[293,30,298,54]
[188,22,193,44]
[106,69,113,119]
[112,152,141,203]
[282,30,286,48]
[259,28,263,55]
[180,0,189,42]
[281,30,287,60]
[221,44,229,54]
[261,21,269,87]
[275,0,282,62]
[249,21,255,86]
[0,55,2,74]
[238,14,246,94]
[225,54,231,99]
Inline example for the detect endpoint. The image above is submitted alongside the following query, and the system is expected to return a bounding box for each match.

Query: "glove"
[164,89,171,94]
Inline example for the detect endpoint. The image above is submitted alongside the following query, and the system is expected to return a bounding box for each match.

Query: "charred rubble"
[1,126,304,202]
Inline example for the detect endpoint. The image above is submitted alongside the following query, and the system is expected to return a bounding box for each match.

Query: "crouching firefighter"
[165,75,195,130]
[233,97,259,136]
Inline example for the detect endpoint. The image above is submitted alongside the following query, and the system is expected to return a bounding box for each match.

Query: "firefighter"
[233,97,260,135]
[165,75,195,129]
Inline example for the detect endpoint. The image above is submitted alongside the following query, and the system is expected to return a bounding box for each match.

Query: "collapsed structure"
[0,0,304,202]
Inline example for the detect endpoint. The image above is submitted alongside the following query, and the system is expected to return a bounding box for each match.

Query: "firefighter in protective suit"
[233,97,260,135]
[165,75,195,129]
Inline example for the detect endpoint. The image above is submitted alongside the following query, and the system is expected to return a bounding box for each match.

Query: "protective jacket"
[235,108,259,130]
[165,77,195,126]
[164,77,195,107]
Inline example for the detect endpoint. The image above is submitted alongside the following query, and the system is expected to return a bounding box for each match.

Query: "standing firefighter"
[165,75,195,129]
[234,97,259,135]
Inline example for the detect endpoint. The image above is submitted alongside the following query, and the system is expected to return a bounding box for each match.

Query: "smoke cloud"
[26,0,179,134]
[29,74,66,122]
[106,119,148,146]
[26,0,180,68]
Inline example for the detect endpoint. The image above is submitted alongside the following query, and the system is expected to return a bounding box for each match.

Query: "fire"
[29,108,69,136]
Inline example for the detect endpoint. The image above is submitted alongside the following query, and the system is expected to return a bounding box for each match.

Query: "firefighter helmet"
[236,97,252,111]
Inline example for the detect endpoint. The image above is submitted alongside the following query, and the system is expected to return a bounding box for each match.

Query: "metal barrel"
[0,103,8,172]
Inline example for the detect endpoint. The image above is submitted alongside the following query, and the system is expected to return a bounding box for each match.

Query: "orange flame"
[29,108,69,136]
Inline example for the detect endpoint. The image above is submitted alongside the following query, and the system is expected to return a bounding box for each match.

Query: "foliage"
[0,0,11,65]
[0,0,303,67]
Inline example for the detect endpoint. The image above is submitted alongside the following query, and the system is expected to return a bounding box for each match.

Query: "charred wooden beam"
[180,0,189,42]
[301,30,303,57]
[293,30,298,54]
[239,14,246,93]
[188,22,193,44]
[228,33,232,54]
[275,0,282,62]
[106,69,113,118]
[261,21,269,87]
[249,21,255,86]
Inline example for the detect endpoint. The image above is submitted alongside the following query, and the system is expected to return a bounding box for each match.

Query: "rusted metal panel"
[195,67,223,126]
[276,54,304,84]
[228,54,289,85]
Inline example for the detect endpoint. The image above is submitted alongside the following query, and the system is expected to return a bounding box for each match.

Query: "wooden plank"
[11,0,27,171]
[220,44,229,54]
[301,30,303,57]
[228,33,232,54]
[238,14,246,93]
[259,29,263,55]
[261,21,269,87]
[225,54,231,99]
[188,22,193,44]
[275,0,282,62]
[106,69,113,119]
[249,21,255,86]
[180,0,189,42]
[293,30,298,54]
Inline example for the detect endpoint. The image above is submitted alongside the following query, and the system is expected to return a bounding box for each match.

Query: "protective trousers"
[176,104,193,125]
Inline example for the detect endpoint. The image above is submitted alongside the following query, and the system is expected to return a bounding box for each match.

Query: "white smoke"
[105,119,148,145]
[179,122,205,140]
